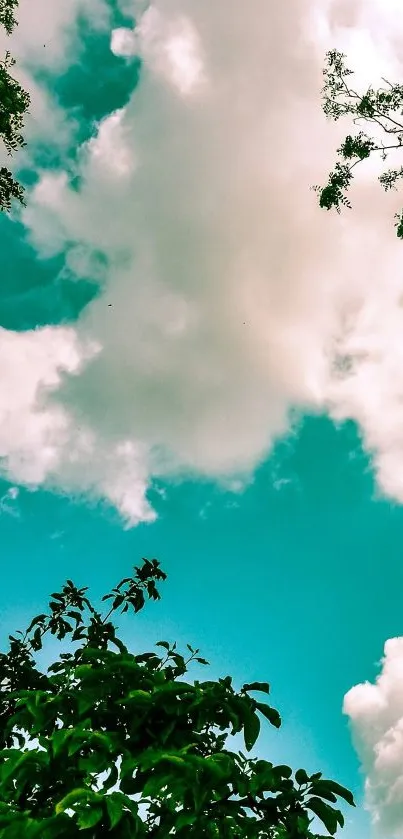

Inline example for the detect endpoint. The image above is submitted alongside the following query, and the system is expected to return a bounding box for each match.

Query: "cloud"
[0,486,20,518]
[110,27,137,58]
[0,0,109,70]
[0,325,155,523]
[3,0,403,523]
[344,638,403,838]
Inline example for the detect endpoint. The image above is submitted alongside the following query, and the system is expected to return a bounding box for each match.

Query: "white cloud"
[0,486,20,518]
[0,326,154,523]
[3,0,403,522]
[135,6,207,95]
[344,638,403,838]
[85,109,136,178]
[110,27,137,58]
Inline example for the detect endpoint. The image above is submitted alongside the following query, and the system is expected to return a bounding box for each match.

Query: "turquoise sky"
[2,4,403,838]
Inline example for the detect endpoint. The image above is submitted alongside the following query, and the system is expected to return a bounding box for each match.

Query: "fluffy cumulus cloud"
[0,325,155,522]
[344,638,403,837]
[3,0,403,522]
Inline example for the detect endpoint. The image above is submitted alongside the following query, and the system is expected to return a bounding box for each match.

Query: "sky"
[3,0,403,836]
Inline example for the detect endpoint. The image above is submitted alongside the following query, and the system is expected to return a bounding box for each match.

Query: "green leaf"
[295,768,309,786]
[67,610,83,623]
[143,774,172,798]
[336,810,345,828]
[103,762,119,792]
[192,780,206,813]
[74,665,93,679]
[119,775,140,796]
[310,780,338,803]
[77,805,103,830]
[250,763,274,795]
[243,710,261,751]
[317,779,355,807]
[256,702,281,728]
[88,731,113,753]
[77,694,96,717]
[176,812,196,829]
[204,754,232,779]
[51,728,73,757]
[26,614,46,633]
[123,689,152,704]
[273,765,293,779]
[55,788,97,815]
[135,653,159,663]
[112,594,124,609]
[106,794,124,829]
[0,750,48,786]
[156,641,170,650]
[161,754,186,766]
[242,682,270,694]
[307,797,340,835]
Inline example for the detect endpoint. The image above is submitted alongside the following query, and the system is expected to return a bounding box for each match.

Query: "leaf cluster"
[0,0,18,36]
[0,2,29,211]
[313,49,403,237]
[0,558,355,838]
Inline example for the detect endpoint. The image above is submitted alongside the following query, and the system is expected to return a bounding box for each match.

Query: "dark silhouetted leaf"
[242,682,270,694]
[243,710,261,751]
[307,797,341,835]
[295,768,309,786]
[256,702,281,728]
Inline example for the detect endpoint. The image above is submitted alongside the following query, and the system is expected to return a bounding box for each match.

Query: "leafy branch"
[313,49,403,237]
[0,557,355,837]
[0,0,29,211]
[0,0,17,35]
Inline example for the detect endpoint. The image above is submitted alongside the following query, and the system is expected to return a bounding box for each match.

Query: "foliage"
[0,557,354,838]
[0,0,17,36]
[313,49,403,237]
[0,0,29,211]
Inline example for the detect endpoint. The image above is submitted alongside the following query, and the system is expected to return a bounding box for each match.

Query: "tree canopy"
[0,0,29,211]
[313,49,403,237]
[0,557,354,838]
